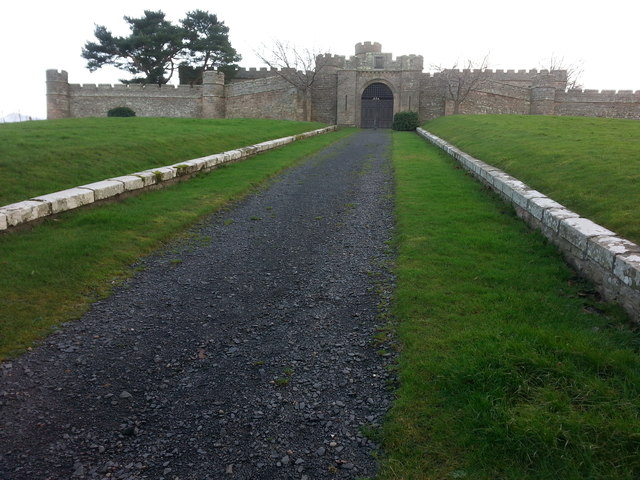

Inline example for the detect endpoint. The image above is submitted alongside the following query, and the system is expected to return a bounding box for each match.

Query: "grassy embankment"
[0,118,352,359]
[380,129,640,479]
[423,114,640,245]
[0,117,326,205]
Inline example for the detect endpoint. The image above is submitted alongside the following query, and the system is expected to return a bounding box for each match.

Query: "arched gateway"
[360,83,394,128]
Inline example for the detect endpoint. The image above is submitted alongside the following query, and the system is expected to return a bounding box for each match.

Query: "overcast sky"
[1,0,639,119]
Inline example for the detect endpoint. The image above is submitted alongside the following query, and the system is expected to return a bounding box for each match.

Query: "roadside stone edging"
[417,127,640,323]
[0,126,337,232]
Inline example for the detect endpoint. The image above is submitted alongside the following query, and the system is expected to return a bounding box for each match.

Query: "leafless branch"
[433,54,490,114]
[542,54,584,90]
[255,40,327,93]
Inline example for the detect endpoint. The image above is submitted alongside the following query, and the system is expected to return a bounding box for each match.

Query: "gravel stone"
[0,130,396,479]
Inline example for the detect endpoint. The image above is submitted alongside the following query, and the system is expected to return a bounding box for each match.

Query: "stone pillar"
[530,73,557,115]
[202,70,226,118]
[336,70,358,126]
[46,70,70,119]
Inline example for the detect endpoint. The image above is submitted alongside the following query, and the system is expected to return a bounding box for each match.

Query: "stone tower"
[46,70,70,119]
[336,42,424,127]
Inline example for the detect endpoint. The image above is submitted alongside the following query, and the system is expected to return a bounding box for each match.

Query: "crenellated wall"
[225,76,304,121]
[47,70,226,120]
[47,42,640,124]
[555,89,640,119]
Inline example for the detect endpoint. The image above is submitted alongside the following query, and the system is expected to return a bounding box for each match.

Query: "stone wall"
[225,76,304,121]
[417,127,640,323]
[47,42,640,124]
[555,89,640,119]
[47,70,226,120]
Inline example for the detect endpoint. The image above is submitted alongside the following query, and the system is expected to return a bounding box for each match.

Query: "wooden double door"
[361,83,394,129]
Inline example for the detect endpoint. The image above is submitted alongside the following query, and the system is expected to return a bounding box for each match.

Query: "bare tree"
[255,40,329,121]
[433,55,490,114]
[542,54,583,90]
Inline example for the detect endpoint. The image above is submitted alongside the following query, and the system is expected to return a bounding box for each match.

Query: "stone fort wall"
[47,42,640,123]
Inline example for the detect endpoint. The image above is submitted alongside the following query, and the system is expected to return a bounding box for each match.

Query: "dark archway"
[361,83,394,128]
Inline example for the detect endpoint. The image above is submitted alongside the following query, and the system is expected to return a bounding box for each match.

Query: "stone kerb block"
[527,196,565,221]
[0,200,52,227]
[170,159,207,176]
[0,211,6,231]
[542,208,580,237]
[613,253,640,288]
[559,217,615,252]
[132,171,159,187]
[239,146,258,157]
[457,152,477,171]
[479,167,506,190]
[498,177,528,202]
[79,180,125,201]
[136,167,177,183]
[201,154,225,169]
[510,187,546,211]
[109,175,145,192]
[587,235,640,271]
[32,188,95,214]
[224,150,243,162]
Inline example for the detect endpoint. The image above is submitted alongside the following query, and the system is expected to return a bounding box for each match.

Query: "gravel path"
[0,129,396,480]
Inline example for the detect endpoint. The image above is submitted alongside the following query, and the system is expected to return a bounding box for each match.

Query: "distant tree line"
[82,10,241,85]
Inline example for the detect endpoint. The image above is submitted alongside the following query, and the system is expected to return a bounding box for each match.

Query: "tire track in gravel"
[0,129,396,480]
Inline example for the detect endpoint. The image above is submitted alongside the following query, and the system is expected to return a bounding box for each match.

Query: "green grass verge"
[379,131,640,479]
[0,117,326,205]
[423,115,640,245]
[0,127,354,359]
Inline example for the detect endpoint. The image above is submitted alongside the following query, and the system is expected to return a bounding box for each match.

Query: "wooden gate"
[361,83,394,128]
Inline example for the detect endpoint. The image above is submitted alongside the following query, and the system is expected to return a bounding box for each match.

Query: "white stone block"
[171,159,206,175]
[32,188,95,214]
[0,211,8,230]
[559,217,615,251]
[528,196,565,221]
[496,175,525,200]
[613,253,640,287]
[587,235,640,270]
[511,187,546,210]
[0,200,52,226]
[137,167,176,183]
[484,169,508,190]
[131,171,158,187]
[203,154,225,168]
[542,208,580,234]
[224,150,243,161]
[109,175,145,191]
[239,146,258,157]
[79,180,125,201]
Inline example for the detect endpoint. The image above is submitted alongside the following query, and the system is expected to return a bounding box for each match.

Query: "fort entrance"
[361,83,394,128]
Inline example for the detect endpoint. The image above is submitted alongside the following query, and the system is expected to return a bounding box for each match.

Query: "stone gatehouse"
[47,41,640,125]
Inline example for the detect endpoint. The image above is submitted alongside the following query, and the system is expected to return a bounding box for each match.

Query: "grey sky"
[2,0,638,119]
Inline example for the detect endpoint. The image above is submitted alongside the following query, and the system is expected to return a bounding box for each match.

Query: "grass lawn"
[423,115,640,245]
[0,117,326,206]
[379,131,640,479]
[0,126,354,359]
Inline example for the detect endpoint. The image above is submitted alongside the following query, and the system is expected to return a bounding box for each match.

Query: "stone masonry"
[47,42,640,125]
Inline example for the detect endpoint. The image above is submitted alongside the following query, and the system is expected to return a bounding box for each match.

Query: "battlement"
[46,41,640,123]
[69,83,199,92]
[563,88,640,98]
[46,69,69,82]
[355,41,382,55]
[316,53,346,68]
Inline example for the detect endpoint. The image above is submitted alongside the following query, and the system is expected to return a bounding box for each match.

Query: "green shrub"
[107,107,136,117]
[392,111,420,131]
